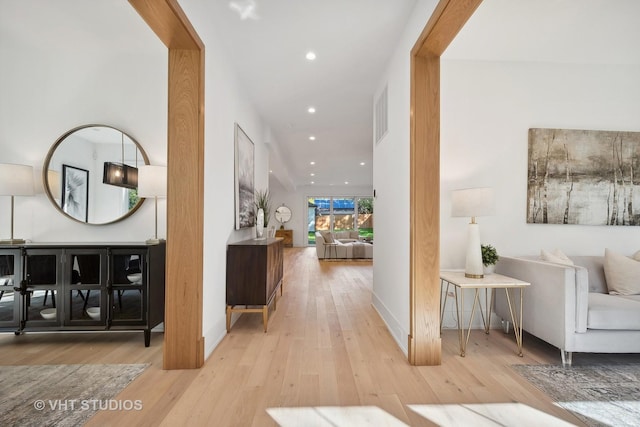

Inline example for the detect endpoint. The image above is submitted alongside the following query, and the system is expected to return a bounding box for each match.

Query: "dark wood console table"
[226,237,283,332]
[0,242,165,346]
[275,229,293,247]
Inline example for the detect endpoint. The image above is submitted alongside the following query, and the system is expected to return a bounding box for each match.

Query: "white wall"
[269,178,373,247]
[180,0,271,359]
[372,0,439,355]
[440,60,640,267]
[0,1,167,242]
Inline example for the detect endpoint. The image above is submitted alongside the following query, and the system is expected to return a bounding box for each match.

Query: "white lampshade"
[137,165,167,198]
[451,187,494,218]
[0,163,35,196]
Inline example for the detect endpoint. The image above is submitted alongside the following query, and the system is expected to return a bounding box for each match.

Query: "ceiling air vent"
[375,85,388,145]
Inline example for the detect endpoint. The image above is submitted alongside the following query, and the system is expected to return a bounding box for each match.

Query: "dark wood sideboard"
[226,237,283,332]
[0,242,165,346]
[274,229,293,247]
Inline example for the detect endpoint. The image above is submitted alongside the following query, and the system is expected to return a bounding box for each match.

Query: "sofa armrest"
[495,256,582,351]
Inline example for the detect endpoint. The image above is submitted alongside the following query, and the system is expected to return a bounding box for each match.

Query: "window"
[307,196,374,245]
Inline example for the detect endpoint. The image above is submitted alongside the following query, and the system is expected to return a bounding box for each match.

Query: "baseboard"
[203,317,228,361]
[371,292,408,357]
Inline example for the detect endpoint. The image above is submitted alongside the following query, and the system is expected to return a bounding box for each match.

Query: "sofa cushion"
[588,293,640,330]
[320,231,334,243]
[604,248,640,295]
[571,256,608,293]
[540,248,574,266]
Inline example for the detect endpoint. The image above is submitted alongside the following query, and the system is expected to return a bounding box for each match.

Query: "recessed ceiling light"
[269,170,273,173]
[305,51,316,61]
[310,161,315,165]
[309,136,316,141]
[310,173,315,176]
[345,181,349,185]
[360,162,365,166]
[310,181,315,184]
[307,106,316,114]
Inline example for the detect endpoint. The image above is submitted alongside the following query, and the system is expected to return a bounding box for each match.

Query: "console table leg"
[226,305,232,332]
[144,329,150,347]
[262,305,268,333]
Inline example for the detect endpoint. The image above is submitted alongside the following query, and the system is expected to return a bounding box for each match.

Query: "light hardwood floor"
[0,248,587,426]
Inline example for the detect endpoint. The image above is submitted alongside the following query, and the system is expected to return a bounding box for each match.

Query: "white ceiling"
[208,0,418,189]
[3,0,639,191]
[444,0,640,65]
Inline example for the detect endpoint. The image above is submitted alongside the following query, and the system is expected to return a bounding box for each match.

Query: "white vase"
[256,208,265,239]
[483,264,495,275]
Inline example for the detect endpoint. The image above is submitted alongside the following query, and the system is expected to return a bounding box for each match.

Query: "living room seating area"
[315,231,373,260]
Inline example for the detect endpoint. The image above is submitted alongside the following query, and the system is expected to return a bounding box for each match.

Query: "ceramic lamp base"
[464,223,484,279]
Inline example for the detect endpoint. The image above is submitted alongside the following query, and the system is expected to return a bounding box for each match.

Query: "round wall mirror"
[43,124,150,225]
[274,204,292,229]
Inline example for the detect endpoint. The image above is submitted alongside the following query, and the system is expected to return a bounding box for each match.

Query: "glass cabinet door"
[109,250,146,325]
[23,250,60,326]
[0,249,21,329]
[65,250,107,325]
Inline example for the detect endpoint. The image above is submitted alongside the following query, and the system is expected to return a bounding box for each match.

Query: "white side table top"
[440,271,530,289]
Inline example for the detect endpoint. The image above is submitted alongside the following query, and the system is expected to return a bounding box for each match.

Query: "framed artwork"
[527,128,640,226]
[62,164,89,222]
[234,123,255,229]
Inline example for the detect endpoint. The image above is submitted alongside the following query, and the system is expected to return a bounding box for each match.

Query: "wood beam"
[408,0,482,365]
[129,0,203,50]
[129,0,205,369]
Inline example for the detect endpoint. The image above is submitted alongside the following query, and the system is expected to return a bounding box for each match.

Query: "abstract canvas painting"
[234,123,255,229]
[62,164,89,222]
[527,128,640,226]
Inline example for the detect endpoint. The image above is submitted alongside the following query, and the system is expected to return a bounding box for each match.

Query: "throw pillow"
[540,248,574,266]
[349,231,359,239]
[604,248,640,295]
[320,231,334,244]
[632,250,640,262]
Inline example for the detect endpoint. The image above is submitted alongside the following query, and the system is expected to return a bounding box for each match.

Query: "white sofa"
[495,255,640,365]
[314,231,373,259]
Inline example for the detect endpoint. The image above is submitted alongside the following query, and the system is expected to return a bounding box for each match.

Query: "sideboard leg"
[262,305,268,333]
[226,306,232,332]
[144,329,150,347]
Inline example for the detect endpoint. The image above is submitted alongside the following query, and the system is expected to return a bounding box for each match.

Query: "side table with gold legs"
[440,271,530,357]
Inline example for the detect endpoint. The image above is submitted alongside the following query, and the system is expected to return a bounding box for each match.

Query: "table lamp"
[451,187,494,278]
[0,163,34,244]
[137,165,167,244]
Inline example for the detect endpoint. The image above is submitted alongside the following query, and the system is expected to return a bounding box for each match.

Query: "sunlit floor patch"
[408,403,575,426]
[267,403,574,427]
[266,406,408,427]
[560,400,640,427]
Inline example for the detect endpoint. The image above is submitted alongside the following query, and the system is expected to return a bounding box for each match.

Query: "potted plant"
[481,244,499,274]
[254,189,272,228]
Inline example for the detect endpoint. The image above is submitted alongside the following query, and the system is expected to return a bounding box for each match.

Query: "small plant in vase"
[254,189,272,239]
[481,244,499,274]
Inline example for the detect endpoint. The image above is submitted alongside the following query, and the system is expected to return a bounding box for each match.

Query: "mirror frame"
[275,204,292,224]
[43,124,150,225]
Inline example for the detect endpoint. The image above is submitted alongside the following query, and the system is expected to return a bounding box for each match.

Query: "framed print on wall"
[234,123,255,229]
[62,164,89,222]
[527,128,640,226]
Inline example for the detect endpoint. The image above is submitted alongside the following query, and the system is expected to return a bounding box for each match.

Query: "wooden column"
[129,0,205,369]
[409,0,483,365]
